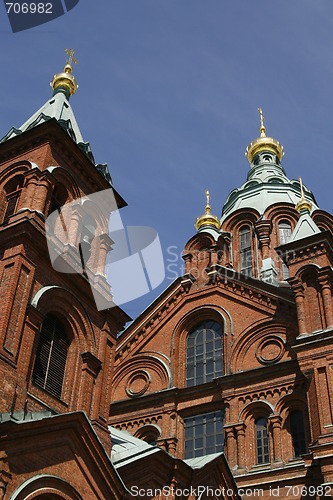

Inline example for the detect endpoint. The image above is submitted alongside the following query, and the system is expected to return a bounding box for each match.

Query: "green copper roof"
[221,152,318,222]
[289,211,321,242]
[0,90,114,184]
[1,90,84,144]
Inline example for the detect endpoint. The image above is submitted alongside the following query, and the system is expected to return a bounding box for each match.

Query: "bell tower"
[0,52,129,451]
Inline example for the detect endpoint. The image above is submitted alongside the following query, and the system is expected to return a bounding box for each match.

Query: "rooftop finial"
[296,177,312,213]
[195,190,220,232]
[65,48,78,67]
[258,107,266,137]
[299,177,305,199]
[245,108,284,163]
[51,49,79,99]
[205,189,211,213]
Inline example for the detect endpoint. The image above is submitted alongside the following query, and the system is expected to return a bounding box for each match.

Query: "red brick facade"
[110,159,333,498]
[0,74,239,499]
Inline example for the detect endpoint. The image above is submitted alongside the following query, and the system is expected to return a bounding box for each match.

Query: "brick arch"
[0,160,32,186]
[184,232,216,253]
[0,162,33,224]
[295,263,321,280]
[47,166,80,201]
[296,264,324,333]
[11,474,82,500]
[172,305,232,386]
[134,423,162,442]
[29,286,97,410]
[31,285,95,354]
[230,320,295,373]
[80,197,110,236]
[222,208,259,232]
[239,400,275,422]
[264,203,299,224]
[275,394,309,461]
[112,353,172,400]
[312,209,333,232]
[275,393,307,416]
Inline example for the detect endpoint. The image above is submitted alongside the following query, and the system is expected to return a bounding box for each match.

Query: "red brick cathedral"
[0,60,332,499]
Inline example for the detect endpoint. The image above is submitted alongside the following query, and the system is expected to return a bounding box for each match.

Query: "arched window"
[255,417,269,464]
[49,184,68,215]
[186,320,223,387]
[278,220,292,279]
[239,225,252,277]
[2,175,24,224]
[32,315,69,399]
[184,410,224,458]
[290,410,306,458]
[135,425,161,446]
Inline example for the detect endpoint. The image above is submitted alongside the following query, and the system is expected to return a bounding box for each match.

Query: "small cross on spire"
[65,48,78,67]
[258,107,266,137]
[299,177,305,200]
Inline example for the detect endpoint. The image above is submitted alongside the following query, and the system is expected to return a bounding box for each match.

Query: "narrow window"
[290,410,306,458]
[279,220,292,279]
[255,417,269,464]
[79,215,97,273]
[2,176,24,224]
[184,410,224,458]
[32,315,69,399]
[49,184,68,215]
[186,320,223,387]
[240,225,252,277]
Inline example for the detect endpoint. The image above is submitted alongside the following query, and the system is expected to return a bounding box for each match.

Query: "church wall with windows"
[110,111,333,497]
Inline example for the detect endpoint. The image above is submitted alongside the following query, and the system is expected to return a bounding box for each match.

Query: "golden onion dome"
[51,49,78,98]
[245,108,284,163]
[195,190,220,231]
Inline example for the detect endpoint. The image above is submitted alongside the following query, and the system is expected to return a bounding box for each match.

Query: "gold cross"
[205,190,210,206]
[258,107,265,129]
[65,48,78,66]
[299,177,305,199]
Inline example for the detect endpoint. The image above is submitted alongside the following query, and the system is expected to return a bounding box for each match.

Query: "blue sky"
[0,1,332,319]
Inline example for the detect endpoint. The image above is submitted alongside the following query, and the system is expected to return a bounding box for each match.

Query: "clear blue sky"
[0,1,332,319]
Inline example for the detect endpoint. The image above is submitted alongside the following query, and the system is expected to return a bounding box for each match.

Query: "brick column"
[21,170,39,210]
[79,352,102,415]
[224,425,237,468]
[318,272,333,329]
[234,422,246,469]
[290,278,307,334]
[34,175,53,213]
[91,233,113,275]
[183,253,192,275]
[269,415,282,463]
[254,219,272,260]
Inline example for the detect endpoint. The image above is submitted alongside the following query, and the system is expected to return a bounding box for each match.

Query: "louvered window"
[32,315,69,399]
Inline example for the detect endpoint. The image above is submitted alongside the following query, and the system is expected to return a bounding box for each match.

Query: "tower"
[0,53,131,498]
